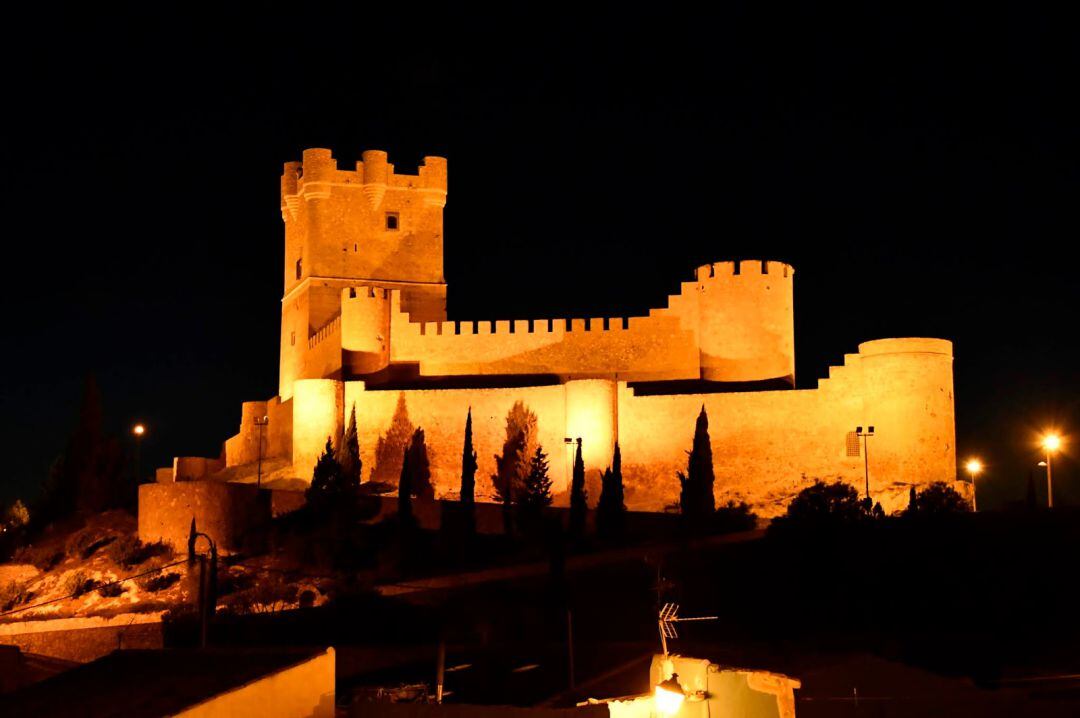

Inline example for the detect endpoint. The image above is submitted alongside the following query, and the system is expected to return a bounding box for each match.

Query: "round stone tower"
[341,285,391,376]
[856,338,956,489]
[695,260,795,384]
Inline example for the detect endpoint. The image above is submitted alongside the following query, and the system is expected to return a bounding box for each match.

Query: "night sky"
[2,6,1076,509]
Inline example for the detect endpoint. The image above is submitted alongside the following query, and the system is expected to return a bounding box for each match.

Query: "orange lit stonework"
[169,149,959,517]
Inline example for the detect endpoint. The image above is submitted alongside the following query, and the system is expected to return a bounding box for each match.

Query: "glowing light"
[133,424,146,437]
[1042,434,1062,453]
[965,458,982,477]
[654,674,685,716]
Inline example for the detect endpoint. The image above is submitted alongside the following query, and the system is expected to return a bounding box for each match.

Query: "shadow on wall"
[372,393,415,484]
[490,401,538,502]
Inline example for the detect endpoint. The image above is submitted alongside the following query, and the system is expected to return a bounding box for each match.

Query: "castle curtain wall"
[617,339,956,516]
[266,338,956,517]
[343,382,571,499]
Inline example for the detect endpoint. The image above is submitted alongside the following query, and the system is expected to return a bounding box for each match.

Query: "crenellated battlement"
[344,285,392,302]
[694,259,794,281]
[281,148,447,218]
[411,315,639,338]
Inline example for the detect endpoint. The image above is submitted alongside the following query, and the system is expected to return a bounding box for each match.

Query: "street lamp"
[855,426,875,500]
[654,673,685,716]
[965,458,983,512]
[563,436,581,488]
[132,424,146,482]
[255,416,270,488]
[1041,433,1062,508]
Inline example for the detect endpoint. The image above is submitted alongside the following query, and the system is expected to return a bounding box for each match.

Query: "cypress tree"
[678,406,716,522]
[493,401,536,502]
[597,442,626,539]
[460,408,478,533]
[398,446,415,529]
[408,428,434,501]
[518,445,553,528]
[568,440,587,541]
[335,404,362,492]
[307,437,344,513]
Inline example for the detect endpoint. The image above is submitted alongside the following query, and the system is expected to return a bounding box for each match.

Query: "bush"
[137,571,181,593]
[0,580,34,612]
[107,535,171,568]
[777,479,868,524]
[65,528,116,560]
[97,581,126,598]
[713,500,758,533]
[228,572,299,615]
[216,570,256,597]
[12,545,64,571]
[81,536,116,560]
[62,570,99,597]
[904,482,971,517]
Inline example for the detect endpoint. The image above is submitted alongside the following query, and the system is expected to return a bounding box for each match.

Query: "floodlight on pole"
[132,423,147,483]
[965,458,983,512]
[255,416,270,489]
[1041,433,1062,508]
[855,426,875,500]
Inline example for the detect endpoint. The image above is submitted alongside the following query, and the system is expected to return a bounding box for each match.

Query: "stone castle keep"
[152,148,959,520]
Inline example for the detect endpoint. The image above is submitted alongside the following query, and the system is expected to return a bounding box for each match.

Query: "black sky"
[1,5,1076,509]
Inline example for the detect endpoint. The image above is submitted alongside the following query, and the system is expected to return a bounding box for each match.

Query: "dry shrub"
[12,544,64,571]
[107,535,171,568]
[137,571,181,593]
[0,580,34,611]
[97,581,126,598]
[61,569,99,597]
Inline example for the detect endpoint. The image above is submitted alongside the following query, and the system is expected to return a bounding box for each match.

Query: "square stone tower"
[278,149,448,398]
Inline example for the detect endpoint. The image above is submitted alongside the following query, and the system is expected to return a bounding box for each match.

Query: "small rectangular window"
[846,432,861,457]
[290,331,296,346]
[295,258,302,280]
[386,212,399,230]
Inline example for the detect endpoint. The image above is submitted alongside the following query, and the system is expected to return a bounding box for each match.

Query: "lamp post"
[563,436,581,488]
[132,424,146,483]
[654,673,685,716]
[964,458,983,512]
[855,426,875,500]
[255,416,270,489]
[1041,434,1061,508]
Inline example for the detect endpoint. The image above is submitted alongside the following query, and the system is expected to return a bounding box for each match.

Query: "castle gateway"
[169,149,959,517]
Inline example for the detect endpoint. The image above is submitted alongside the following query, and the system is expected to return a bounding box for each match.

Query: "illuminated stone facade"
[182,148,958,517]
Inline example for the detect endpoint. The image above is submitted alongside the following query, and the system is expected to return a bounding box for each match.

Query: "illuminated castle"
[161,148,960,517]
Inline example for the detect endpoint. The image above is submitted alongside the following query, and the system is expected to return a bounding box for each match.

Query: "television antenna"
[658,602,717,655]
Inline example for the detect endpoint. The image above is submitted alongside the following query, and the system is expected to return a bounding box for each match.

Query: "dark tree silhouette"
[492,401,537,502]
[307,437,350,513]
[460,408,478,532]
[780,480,871,526]
[518,445,553,527]
[908,485,917,511]
[597,442,626,540]
[905,482,970,515]
[407,428,435,501]
[678,406,716,521]
[335,404,362,487]
[568,440,587,541]
[40,375,128,521]
[397,446,415,529]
